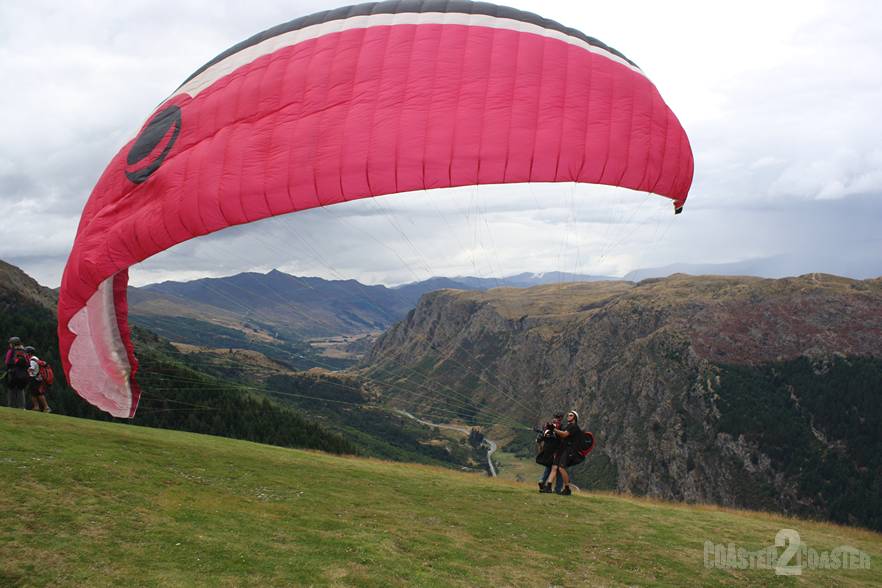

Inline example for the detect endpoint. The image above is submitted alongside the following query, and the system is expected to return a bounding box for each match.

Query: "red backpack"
[8,349,30,384]
[12,348,29,369]
[567,430,595,467]
[577,431,595,458]
[37,359,54,386]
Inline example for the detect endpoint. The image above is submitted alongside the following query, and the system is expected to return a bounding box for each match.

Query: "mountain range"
[132,262,882,353]
[126,269,615,367]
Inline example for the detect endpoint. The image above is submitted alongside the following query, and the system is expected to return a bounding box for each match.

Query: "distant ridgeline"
[362,274,882,531]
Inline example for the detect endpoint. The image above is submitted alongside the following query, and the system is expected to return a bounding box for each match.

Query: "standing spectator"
[4,337,29,409]
[24,346,51,413]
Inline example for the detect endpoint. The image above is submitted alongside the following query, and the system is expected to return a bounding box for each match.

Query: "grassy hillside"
[2,409,879,587]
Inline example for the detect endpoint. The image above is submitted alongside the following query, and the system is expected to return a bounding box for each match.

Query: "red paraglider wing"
[59,1,694,417]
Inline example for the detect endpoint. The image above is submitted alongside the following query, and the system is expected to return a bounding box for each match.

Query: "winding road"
[395,410,497,477]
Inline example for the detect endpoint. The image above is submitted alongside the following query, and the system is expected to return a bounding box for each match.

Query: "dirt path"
[395,410,497,477]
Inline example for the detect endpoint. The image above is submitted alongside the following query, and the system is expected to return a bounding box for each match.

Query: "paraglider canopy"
[58,0,694,417]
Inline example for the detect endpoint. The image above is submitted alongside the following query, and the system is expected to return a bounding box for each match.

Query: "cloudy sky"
[1,0,880,288]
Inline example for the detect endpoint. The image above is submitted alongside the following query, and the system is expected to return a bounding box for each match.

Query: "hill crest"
[3,408,879,586]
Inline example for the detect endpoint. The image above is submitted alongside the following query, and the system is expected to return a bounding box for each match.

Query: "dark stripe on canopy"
[178,0,638,89]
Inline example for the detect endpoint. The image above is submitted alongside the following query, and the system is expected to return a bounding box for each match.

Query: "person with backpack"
[542,410,582,496]
[4,337,16,368]
[24,346,52,413]
[4,337,15,385]
[5,337,31,409]
[536,413,565,493]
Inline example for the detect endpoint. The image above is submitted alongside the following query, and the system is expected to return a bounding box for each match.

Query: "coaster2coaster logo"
[703,528,871,576]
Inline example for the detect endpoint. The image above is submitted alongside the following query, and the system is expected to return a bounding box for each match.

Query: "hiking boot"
[561,486,572,496]
[538,482,545,492]
[539,483,553,493]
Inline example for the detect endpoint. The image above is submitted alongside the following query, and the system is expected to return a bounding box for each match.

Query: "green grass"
[1,408,880,587]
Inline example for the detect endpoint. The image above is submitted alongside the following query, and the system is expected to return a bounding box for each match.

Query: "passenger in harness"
[536,413,564,493]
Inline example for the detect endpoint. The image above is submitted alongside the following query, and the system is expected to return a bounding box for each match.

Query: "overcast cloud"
[1,0,880,287]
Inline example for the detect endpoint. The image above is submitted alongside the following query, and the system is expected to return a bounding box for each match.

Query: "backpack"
[9,349,30,384]
[37,359,54,386]
[12,349,29,369]
[577,431,595,458]
[567,431,595,466]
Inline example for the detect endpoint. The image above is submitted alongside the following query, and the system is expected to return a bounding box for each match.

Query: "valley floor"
[1,408,879,587]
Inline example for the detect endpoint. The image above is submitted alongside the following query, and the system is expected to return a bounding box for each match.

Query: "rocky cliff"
[361,274,882,528]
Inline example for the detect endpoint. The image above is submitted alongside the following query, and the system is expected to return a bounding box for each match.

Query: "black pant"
[5,383,27,409]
